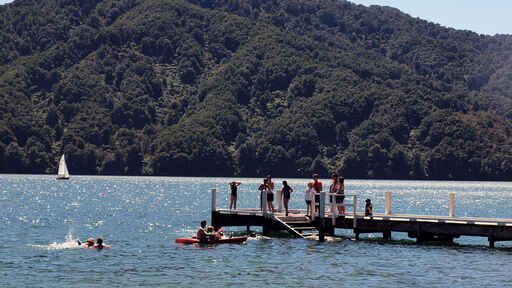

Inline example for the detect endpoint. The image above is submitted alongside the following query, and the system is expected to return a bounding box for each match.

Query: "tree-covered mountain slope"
[0,0,511,179]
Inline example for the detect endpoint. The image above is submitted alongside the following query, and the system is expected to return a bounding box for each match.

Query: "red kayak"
[175,236,248,244]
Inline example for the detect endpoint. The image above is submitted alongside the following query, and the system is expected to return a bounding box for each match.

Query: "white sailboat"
[56,154,70,180]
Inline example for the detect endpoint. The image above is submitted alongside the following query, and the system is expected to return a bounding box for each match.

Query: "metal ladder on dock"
[273,215,318,238]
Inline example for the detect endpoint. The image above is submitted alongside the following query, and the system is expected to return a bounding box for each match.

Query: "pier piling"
[210,189,512,248]
[449,193,455,217]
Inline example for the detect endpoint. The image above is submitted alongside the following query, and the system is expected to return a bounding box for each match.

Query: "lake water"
[2,175,512,287]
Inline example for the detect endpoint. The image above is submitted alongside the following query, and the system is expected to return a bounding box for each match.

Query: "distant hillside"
[0,0,511,180]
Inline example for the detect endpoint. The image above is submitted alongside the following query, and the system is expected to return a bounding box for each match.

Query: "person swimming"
[93,237,110,249]
[85,238,95,247]
[77,238,95,247]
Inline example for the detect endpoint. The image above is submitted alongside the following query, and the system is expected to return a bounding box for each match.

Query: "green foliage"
[0,0,512,180]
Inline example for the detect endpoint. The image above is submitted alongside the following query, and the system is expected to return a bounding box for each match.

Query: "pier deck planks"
[212,209,512,247]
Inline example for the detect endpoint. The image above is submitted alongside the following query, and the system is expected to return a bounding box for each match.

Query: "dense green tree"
[0,0,511,180]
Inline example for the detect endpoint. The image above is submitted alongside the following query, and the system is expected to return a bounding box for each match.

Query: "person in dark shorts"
[311,174,323,213]
[266,180,275,212]
[281,181,293,216]
[329,173,338,212]
[336,176,345,215]
[229,181,241,210]
[259,179,267,211]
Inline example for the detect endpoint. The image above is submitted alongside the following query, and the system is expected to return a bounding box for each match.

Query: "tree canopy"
[0,0,511,180]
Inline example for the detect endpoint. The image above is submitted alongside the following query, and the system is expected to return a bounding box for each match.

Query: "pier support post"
[383,231,391,241]
[262,193,268,215]
[262,224,270,236]
[489,236,495,248]
[449,193,455,217]
[276,189,282,212]
[385,192,392,215]
[319,192,326,242]
[211,188,216,212]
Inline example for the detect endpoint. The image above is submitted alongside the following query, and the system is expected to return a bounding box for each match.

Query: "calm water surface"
[1,175,512,287]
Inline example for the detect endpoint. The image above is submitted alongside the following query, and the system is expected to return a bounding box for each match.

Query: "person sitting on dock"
[229,181,241,210]
[197,220,209,243]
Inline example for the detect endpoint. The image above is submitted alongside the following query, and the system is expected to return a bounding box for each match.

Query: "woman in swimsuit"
[336,176,345,215]
[229,181,241,210]
[266,180,275,213]
[281,181,293,216]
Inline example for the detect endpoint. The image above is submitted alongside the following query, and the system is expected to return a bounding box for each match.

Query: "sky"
[349,0,512,35]
[0,0,510,35]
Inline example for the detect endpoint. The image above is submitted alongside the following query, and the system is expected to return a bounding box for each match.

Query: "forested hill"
[1,0,512,180]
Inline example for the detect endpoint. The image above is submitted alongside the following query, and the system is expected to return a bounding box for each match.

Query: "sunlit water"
[2,175,512,287]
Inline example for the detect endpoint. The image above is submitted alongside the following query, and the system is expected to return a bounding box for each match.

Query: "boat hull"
[175,236,248,244]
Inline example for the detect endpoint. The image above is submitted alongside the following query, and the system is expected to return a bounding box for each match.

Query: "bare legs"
[230,195,237,210]
[267,200,274,212]
[306,201,312,216]
[284,198,290,216]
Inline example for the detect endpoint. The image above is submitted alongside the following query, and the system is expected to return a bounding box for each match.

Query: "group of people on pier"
[305,173,345,216]
[228,173,346,217]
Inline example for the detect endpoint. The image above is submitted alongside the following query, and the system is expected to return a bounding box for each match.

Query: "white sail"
[57,154,70,179]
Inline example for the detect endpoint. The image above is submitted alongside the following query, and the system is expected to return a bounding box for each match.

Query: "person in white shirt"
[305,182,314,216]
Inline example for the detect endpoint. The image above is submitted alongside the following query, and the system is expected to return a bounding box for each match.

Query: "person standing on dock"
[311,173,323,214]
[266,175,274,191]
[229,181,241,210]
[266,179,275,213]
[281,181,293,216]
[336,176,345,215]
[259,179,267,211]
[305,182,314,216]
[329,173,338,214]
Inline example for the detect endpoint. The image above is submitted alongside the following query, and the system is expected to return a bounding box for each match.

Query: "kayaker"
[207,226,221,241]
[197,220,209,243]
[94,237,110,249]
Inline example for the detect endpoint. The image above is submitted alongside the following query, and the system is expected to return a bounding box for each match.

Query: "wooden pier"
[210,189,512,248]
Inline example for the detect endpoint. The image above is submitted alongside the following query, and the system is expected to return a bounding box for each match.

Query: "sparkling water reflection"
[1,175,512,287]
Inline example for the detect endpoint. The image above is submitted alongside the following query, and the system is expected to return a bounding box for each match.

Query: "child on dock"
[305,183,313,216]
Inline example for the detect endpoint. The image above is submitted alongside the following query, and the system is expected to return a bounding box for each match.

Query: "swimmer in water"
[77,238,95,247]
[93,237,110,249]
